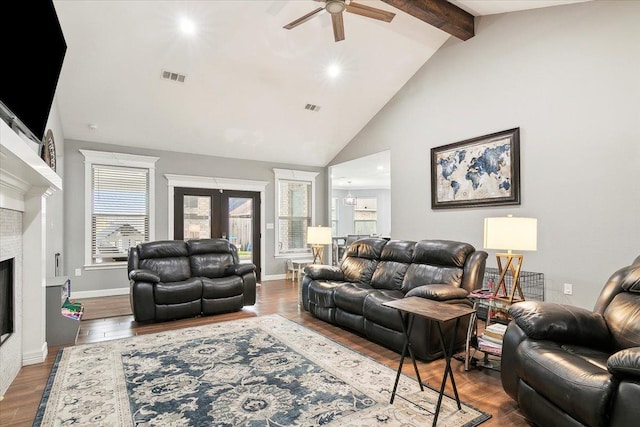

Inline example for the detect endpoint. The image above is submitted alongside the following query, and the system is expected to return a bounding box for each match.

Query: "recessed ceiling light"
[179,16,196,36]
[327,64,341,78]
[377,165,384,171]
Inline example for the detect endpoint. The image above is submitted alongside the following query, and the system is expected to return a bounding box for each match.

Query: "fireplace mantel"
[1,120,61,211]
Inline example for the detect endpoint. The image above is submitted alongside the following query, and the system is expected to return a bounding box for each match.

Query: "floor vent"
[161,70,186,83]
[304,103,321,112]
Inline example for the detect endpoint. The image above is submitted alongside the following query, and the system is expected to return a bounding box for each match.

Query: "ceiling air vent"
[304,103,321,112]
[161,69,186,83]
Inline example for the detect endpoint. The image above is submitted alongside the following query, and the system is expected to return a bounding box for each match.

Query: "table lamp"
[307,226,332,264]
[484,215,537,303]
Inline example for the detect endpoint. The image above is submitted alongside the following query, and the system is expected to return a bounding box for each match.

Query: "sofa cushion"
[190,253,235,278]
[363,290,405,332]
[405,284,469,301]
[202,276,243,299]
[308,281,343,308]
[334,283,374,315]
[412,240,474,268]
[515,340,613,427]
[341,257,379,285]
[371,261,409,291]
[604,292,640,350]
[154,278,202,304]
[140,257,191,283]
[138,240,188,259]
[380,240,415,263]
[342,238,387,260]
[401,264,463,293]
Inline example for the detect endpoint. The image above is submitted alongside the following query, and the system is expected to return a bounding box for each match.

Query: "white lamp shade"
[484,217,537,252]
[307,226,332,245]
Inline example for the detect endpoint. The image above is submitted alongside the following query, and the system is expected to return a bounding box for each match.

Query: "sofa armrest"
[608,347,640,381]
[509,301,611,348]
[304,264,344,281]
[129,269,160,283]
[225,263,256,276]
[405,284,469,301]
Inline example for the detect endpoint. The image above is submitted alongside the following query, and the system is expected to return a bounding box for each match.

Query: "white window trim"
[80,149,159,270]
[273,168,319,258]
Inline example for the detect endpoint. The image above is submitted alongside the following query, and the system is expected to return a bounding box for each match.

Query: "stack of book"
[61,298,84,321]
[478,322,507,355]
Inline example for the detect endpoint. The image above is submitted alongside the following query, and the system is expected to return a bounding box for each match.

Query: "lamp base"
[311,245,324,264]
[492,253,526,304]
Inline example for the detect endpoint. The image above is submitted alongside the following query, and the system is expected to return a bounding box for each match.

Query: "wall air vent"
[304,103,321,112]
[161,70,186,83]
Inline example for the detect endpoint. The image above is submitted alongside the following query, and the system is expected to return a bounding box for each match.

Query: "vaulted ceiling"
[53,0,588,167]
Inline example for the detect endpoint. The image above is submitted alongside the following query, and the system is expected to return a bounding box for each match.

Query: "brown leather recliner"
[501,256,640,427]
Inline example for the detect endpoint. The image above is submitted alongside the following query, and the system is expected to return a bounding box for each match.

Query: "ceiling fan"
[283,0,396,42]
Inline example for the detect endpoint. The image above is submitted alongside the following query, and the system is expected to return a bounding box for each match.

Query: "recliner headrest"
[186,239,232,255]
[412,240,474,268]
[380,240,415,263]
[137,241,188,259]
[344,238,387,260]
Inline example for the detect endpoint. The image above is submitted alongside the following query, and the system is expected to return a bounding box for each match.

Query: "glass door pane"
[227,197,253,263]
[183,195,212,239]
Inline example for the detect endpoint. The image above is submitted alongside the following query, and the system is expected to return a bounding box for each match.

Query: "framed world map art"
[430,128,520,209]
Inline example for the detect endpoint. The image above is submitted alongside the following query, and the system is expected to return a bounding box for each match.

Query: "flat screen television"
[0,0,67,144]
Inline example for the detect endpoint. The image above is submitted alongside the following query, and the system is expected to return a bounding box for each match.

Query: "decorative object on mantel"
[40,129,56,171]
[34,315,491,426]
[431,128,520,209]
[484,215,538,304]
[307,225,332,264]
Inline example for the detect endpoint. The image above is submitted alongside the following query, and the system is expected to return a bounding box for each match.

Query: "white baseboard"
[73,287,129,299]
[23,342,48,366]
[262,274,286,281]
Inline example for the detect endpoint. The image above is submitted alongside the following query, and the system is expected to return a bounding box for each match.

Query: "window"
[81,150,159,268]
[354,197,377,235]
[274,169,318,257]
[331,197,339,236]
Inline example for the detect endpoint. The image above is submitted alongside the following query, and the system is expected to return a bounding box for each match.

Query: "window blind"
[91,164,149,262]
[278,180,311,253]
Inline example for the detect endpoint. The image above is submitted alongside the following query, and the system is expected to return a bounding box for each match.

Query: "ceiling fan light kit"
[283,0,395,43]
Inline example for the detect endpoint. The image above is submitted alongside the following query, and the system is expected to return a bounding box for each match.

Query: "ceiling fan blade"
[283,7,324,30]
[346,2,395,23]
[331,12,345,42]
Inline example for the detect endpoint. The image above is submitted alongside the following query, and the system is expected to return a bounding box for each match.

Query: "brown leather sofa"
[301,238,488,361]
[128,239,256,322]
[501,256,640,427]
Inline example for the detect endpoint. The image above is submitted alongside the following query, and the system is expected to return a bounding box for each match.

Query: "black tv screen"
[0,0,66,142]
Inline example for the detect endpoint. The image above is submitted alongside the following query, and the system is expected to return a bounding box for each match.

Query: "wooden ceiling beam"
[380,0,475,41]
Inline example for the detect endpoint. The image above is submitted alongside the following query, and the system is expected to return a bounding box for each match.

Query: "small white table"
[291,259,314,281]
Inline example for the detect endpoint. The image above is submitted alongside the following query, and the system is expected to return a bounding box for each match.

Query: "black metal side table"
[383,297,475,427]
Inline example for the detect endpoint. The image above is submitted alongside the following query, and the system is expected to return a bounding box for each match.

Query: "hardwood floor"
[0,280,532,426]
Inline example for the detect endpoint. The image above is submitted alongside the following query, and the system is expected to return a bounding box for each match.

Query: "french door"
[174,187,261,281]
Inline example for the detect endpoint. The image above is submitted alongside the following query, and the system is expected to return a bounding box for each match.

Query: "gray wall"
[45,99,65,278]
[63,139,326,293]
[330,1,640,308]
[332,189,391,237]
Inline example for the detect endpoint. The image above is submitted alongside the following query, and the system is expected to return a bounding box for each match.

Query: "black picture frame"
[431,128,520,209]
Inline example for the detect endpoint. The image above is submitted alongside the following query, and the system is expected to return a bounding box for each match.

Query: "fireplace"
[0,258,14,346]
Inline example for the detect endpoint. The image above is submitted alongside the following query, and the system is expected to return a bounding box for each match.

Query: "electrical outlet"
[563,283,573,295]
[75,268,82,277]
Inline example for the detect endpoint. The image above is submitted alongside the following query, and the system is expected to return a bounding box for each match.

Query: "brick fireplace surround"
[0,119,61,397]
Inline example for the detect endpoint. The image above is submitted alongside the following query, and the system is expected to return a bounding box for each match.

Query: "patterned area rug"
[35,315,491,426]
